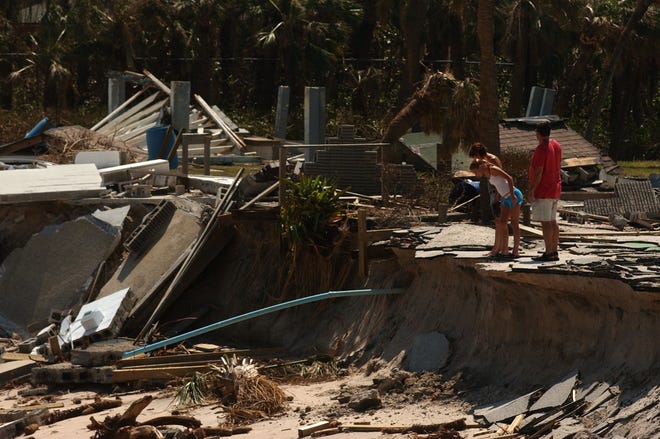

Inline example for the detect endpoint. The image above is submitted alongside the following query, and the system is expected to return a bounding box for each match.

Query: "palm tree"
[381,70,479,168]
[254,0,357,108]
[477,0,499,155]
[584,0,654,142]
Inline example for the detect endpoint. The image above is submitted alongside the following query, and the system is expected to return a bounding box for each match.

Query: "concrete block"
[31,363,114,385]
[71,339,136,367]
[74,151,126,169]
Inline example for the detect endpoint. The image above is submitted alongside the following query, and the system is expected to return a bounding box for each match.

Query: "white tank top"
[489,174,510,198]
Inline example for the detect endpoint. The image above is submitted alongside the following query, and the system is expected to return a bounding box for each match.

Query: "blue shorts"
[502,188,523,207]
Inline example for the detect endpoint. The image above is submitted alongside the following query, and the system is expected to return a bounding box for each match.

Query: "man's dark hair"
[536,121,551,137]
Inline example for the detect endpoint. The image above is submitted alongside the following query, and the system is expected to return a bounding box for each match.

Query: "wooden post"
[108,75,125,114]
[170,81,190,133]
[279,146,287,209]
[303,86,325,162]
[358,209,367,277]
[274,85,290,139]
[203,135,211,175]
[157,125,173,159]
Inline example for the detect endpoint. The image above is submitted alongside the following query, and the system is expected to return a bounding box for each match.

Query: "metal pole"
[123,288,403,358]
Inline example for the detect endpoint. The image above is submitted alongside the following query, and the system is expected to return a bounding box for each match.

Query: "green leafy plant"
[280,175,344,247]
[173,371,209,407]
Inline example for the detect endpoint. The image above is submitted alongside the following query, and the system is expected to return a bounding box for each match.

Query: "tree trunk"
[556,43,596,117]
[397,0,430,106]
[584,0,653,141]
[477,0,500,155]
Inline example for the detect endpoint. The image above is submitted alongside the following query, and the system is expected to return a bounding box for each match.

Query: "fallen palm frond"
[209,356,288,424]
[171,355,288,426]
[173,371,209,408]
[261,355,342,383]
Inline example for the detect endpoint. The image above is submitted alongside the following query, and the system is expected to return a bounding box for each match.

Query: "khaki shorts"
[531,198,558,222]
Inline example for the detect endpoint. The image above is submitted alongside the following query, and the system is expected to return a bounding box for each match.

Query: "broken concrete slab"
[0,164,106,203]
[417,223,493,250]
[98,159,169,185]
[74,150,126,169]
[474,389,542,424]
[529,369,579,412]
[61,288,133,344]
[406,332,450,372]
[0,208,126,336]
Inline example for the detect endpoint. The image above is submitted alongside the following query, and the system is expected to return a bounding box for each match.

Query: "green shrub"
[280,175,343,247]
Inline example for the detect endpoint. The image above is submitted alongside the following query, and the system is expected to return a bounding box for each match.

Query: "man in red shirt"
[527,120,562,261]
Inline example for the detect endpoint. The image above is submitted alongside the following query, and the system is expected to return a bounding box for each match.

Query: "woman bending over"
[469,160,523,258]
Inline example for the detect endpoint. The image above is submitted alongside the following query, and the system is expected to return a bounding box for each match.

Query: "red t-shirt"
[529,139,562,199]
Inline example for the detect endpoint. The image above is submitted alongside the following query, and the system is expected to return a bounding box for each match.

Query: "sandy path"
[1,372,479,439]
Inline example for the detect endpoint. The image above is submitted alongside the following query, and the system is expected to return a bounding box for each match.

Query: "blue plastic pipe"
[122,288,403,358]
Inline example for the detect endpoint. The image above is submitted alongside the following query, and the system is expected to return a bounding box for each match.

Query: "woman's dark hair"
[468,142,488,158]
[535,121,551,137]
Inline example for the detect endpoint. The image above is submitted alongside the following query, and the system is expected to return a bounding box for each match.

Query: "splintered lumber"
[518,224,543,237]
[195,426,252,436]
[113,364,219,383]
[46,398,122,425]
[311,427,341,437]
[115,348,281,369]
[343,419,466,434]
[194,94,246,151]
[505,414,525,433]
[143,69,171,95]
[299,420,338,437]
[139,415,201,429]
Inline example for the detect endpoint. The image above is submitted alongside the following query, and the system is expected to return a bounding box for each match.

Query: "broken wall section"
[0,206,130,337]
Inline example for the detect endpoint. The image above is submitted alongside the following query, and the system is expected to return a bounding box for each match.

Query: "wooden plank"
[366,229,396,242]
[0,134,46,156]
[358,210,367,276]
[0,360,36,385]
[91,87,149,131]
[116,348,281,369]
[519,224,543,237]
[506,413,525,433]
[299,421,335,437]
[239,181,279,210]
[194,94,246,151]
[112,364,217,382]
[562,157,599,168]
[96,92,162,135]
[143,68,172,95]
[0,352,47,363]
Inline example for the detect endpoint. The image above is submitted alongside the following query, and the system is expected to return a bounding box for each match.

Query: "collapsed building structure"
[0,70,658,438]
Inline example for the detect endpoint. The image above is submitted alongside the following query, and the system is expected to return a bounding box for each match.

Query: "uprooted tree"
[380,70,480,173]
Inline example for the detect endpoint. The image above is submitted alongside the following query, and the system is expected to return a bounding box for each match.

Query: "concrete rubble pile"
[0,69,658,439]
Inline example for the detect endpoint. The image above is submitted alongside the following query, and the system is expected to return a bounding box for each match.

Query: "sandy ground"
[1,370,483,439]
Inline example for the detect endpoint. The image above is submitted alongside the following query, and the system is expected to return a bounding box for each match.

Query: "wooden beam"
[91,87,149,131]
[0,134,45,156]
[239,181,279,210]
[358,210,367,277]
[194,94,246,151]
[143,69,171,95]
[112,364,217,382]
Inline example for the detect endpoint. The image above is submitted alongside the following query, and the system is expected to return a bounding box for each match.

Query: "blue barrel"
[145,125,179,170]
[25,117,52,138]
